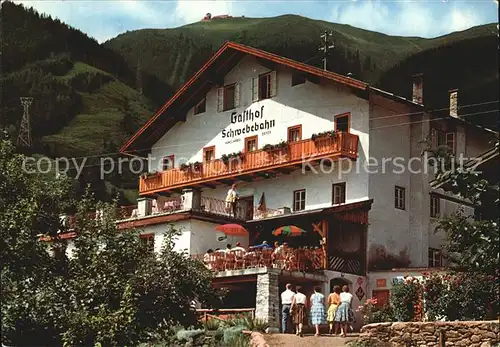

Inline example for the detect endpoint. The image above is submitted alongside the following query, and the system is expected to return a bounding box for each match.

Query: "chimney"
[412,73,424,105]
[449,89,458,118]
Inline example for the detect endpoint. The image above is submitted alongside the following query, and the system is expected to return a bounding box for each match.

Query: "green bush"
[223,325,248,347]
[390,277,423,322]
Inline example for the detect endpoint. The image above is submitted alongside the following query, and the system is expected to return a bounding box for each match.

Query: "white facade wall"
[367,96,417,266]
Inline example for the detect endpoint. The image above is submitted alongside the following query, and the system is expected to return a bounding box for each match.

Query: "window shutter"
[217,87,224,112]
[234,83,240,108]
[270,70,277,97]
[252,77,259,102]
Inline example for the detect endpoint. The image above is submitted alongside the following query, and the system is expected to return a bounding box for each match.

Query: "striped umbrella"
[215,224,248,236]
[272,225,306,237]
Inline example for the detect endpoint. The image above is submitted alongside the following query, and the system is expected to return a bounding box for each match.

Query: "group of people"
[281,283,355,337]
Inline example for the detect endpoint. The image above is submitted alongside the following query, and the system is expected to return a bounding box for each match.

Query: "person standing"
[290,285,307,337]
[225,184,239,217]
[334,285,354,337]
[310,286,326,336]
[280,283,295,333]
[327,285,341,335]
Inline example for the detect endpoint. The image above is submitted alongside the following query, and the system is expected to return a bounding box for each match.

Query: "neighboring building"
[201,13,232,21]
[82,42,500,331]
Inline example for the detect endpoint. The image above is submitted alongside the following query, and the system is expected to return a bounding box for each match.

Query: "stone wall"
[360,321,499,347]
[255,270,280,333]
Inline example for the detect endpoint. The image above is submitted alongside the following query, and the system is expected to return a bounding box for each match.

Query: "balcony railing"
[117,196,248,221]
[140,132,358,194]
[192,247,325,273]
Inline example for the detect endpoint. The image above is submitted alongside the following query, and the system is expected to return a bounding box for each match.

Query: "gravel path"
[264,333,359,347]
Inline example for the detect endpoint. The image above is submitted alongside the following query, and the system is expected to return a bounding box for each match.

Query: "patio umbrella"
[215,224,248,236]
[272,225,306,237]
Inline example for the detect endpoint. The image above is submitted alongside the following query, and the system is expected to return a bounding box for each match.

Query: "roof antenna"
[318,30,334,71]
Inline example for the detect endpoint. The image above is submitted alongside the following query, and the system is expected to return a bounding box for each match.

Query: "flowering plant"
[357,298,394,324]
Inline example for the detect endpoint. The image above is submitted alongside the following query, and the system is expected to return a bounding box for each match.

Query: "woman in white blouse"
[334,285,354,337]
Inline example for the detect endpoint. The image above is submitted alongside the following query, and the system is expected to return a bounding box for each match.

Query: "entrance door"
[238,196,254,220]
[330,277,350,293]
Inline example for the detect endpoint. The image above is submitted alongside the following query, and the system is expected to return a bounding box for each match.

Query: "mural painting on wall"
[368,244,411,271]
[222,106,276,143]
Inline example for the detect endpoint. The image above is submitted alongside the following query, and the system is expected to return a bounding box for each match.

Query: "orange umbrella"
[215,224,248,236]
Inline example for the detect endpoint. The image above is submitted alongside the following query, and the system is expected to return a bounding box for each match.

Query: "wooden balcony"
[140,132,358,195]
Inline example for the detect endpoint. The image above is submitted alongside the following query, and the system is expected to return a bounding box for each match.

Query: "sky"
[13,0,499,43]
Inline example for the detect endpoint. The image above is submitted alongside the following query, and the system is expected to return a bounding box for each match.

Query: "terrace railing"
[192,247,325,273]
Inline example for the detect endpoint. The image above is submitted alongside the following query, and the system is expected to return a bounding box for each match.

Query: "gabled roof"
[120,41,369,154]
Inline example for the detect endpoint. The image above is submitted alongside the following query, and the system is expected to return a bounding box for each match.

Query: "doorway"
[329,277,350,293]
[238,196,254,220]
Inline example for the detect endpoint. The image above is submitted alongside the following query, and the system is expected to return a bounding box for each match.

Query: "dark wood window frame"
[162,155,175,171]
[287,125,302,142]
[293,189,306,212]
[334,112,351,133]
[244,135,258,153]
[203,146,215,162]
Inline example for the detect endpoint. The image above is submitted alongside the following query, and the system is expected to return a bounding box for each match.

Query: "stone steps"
[264,333,359,347]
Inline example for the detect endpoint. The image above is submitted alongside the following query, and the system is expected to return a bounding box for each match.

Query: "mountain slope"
[0,1,161,203]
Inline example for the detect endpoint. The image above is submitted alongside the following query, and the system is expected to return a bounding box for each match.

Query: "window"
[252,71,277,101]
[332,182,346,205]
[431,128,455,153]
[291,72,306,86]
[162,155,175,171]
[203,146,215,162]
[140,233,155,253]
[428,248,443,267]
[293,189,306,211]
[217,83,240,112]
[372,290,390,309]
[335,113,350,132]
[394,186,405,210]
[430,195,440,218]
[287,125,302,142]
[194,97,206,115]
[244,135,258,152]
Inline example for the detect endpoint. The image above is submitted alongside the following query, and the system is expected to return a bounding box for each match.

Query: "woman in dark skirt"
[290,285,307,337]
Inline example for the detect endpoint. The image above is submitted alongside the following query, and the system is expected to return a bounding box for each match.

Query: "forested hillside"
[1,2,497,203]
[0,1,165,202]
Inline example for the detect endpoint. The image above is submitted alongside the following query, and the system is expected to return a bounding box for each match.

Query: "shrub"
[357,298,395,324]
[390,277,423,322]
[223,325,248,346]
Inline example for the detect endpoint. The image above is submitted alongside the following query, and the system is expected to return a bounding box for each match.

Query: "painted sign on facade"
[222,106,276,139]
